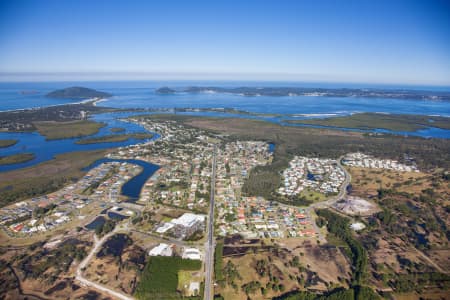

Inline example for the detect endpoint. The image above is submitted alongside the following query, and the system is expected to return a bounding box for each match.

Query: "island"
[0,153,34,166]
[46,86,112,99]
[160,86,450,101]
[33,120,107,140]
[155,87,176,94]
[75,133,153,144]
[109,127,126,133]
[0,139,18,148]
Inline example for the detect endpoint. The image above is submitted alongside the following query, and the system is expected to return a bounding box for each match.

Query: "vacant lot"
[34,120,106,140]
[348,167,436,197]
[215,240,351,300]
[85,235,146,295]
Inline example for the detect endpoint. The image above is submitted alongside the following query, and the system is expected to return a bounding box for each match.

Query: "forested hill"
[46,87,112,99]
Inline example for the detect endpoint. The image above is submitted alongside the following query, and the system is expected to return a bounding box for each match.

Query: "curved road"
[75,226,135,300]
[305,156,351,242]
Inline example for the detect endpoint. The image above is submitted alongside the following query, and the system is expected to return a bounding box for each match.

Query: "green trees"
[214,242,224,284]
[135,256,201,300]
[274,286,380,300]
[94,219,115,236]
[241,281,261,295]
[315,209,367,285]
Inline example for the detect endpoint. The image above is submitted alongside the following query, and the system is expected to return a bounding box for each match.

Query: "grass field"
[75,133,153,144]
[0,139,18,148]
[299,189,327,202]
[286,112,450,132]
[134,256,201,300]
[0,149,108,207]
[0,153,34,165]
[33,120,106,140]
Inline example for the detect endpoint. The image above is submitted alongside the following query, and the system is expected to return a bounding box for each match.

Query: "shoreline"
[0,97,108,113]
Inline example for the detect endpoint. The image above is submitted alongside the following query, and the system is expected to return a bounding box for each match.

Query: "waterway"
[1,81,450,174]
[83,158,160,202]
[0,111,159,172]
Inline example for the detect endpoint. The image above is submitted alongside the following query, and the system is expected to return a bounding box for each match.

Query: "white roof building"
[182,247,201,260]
[350,222,366,231]
[172,213,205,228]
[189,282,200,295]
[149,243,173,257]
[156,222,175,233]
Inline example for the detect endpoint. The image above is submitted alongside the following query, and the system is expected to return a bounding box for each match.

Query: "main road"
[204,144,217,300]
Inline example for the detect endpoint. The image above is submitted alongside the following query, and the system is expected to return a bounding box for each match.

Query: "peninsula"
[160,86,450,101]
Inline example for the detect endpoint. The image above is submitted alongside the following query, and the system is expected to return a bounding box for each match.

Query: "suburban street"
[204,145,217,300]
[310,156,352,209]
[305,156,351,242]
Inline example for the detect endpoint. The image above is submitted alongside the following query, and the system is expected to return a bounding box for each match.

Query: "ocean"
[1,81,450,116]
[1,80,449,172]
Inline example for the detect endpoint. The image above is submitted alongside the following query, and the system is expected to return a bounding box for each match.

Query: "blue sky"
[0,0,449,85]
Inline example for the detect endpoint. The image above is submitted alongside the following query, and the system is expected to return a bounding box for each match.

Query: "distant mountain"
[46,87,112,99]
[161,86,450,101]
[155,87,176,94]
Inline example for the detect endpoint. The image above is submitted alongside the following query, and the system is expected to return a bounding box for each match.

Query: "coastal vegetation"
[0,139,17,148]
[110,127,125,133]
[159,86,450,101]
[0,153,34,166]
[135,256,201,299]
[286,113,450,132]
[75,133,153,144]
[34,120,106,140]
[46,86,112,99]
[0,149,108,207]
[0,101,116,132]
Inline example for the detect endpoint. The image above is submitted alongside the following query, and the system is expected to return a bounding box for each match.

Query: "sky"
[0,0,449,85]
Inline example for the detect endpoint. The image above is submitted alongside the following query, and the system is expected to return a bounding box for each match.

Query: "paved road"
[76,227,135,300]
[310,156,351,209]
[131,228,202,247]
[204,145,217,300]
[304,156,352,242]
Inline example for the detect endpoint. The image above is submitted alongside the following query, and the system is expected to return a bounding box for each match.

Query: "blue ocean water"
[1,81,450,116]
[0,81,449,173]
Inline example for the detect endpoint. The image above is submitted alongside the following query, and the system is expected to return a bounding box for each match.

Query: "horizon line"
[0,71,449,87]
